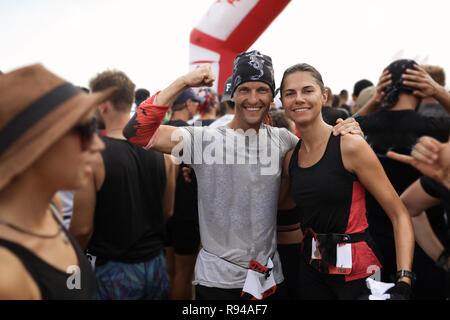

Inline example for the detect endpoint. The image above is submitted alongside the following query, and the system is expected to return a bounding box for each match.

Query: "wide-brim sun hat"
[0,63,117,191]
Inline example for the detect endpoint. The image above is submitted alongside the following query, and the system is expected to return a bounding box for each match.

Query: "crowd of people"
[0,50,449,300]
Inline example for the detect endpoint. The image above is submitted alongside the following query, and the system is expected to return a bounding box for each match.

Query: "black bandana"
[230,50,275,98]
[381,59,418,109]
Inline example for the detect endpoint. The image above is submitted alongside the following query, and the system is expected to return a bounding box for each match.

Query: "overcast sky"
[1,0,449,97]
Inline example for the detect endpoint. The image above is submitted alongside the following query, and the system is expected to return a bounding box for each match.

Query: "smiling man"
[123,50,361,300]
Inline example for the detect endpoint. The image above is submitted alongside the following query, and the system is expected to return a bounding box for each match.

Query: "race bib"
[311,238,352,275]
[241,258,277,300]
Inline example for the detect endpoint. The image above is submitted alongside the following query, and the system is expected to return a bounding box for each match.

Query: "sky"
[1,0,450,97]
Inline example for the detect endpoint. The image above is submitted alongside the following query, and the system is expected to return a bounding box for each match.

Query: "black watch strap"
[396,270,416,283]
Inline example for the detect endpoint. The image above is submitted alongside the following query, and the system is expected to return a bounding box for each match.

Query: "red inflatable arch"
[189,0,291,94]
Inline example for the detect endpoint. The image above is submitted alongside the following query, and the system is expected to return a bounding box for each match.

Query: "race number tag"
[241,258,276,300]
[311,239,352,275]
[332,243,352,275]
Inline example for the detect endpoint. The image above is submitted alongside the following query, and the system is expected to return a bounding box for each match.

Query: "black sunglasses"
[74,117,97,150]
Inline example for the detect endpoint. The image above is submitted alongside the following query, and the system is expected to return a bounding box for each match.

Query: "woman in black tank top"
[277,63,415,300]
[0,66,110,299]
[0,113,99,299]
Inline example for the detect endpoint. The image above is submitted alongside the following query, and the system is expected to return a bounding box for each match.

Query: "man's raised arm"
[123,64,215,154]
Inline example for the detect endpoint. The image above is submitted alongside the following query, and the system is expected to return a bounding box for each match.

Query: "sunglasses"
[74,117,97,150]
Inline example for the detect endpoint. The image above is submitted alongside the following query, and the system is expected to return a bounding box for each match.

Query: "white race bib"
[241,258,276,300]
[311,238,352,274]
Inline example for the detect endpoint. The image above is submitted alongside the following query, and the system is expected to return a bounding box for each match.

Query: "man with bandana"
[354,59,450,298]
[123,51,362,300]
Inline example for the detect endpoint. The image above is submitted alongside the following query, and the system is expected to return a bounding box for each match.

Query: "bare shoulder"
[340,133,369,156]
[340,134,376,174]
[0,247,40,299]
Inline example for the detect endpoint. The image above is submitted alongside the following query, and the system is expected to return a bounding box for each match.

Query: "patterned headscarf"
[230,50,275,98]
[381,59,418,109]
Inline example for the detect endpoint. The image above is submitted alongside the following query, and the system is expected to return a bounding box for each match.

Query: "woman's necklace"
[0,219,69,244]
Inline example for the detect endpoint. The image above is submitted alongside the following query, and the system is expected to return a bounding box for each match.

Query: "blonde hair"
[422,65,446,86]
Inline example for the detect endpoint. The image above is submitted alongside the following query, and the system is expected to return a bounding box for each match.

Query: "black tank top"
[289,133,381,280]
[88,137,166,264]
[289,133,367,234]
[0,205,95,299]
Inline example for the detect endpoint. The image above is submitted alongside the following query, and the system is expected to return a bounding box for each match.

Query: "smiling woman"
[0,64,116,299]
[278,62,416,300]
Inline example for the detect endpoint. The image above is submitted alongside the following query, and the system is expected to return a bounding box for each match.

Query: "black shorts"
[164,216,200,255]
[298,254,370,300]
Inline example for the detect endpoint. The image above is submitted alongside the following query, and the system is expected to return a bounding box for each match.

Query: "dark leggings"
[298,255,370,300]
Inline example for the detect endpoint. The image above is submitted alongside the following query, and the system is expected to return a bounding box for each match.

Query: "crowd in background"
[0,54,449,300]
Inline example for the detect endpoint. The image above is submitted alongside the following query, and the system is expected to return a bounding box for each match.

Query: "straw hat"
[0,64,116,190]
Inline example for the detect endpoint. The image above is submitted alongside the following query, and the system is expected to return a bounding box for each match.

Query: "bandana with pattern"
[231,50,275,98]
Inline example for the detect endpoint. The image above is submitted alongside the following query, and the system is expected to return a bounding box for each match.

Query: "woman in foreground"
[278,63,415,299]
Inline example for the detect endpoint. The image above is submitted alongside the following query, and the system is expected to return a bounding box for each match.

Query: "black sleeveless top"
[0,205,95,299]
[88,137,166,264]
[289,133,381,280]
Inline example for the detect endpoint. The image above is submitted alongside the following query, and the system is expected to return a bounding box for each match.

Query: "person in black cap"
[353,60,450,298]
[170,88,200,125]
[123,51,362,300]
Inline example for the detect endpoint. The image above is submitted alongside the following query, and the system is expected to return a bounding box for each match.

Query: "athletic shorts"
[93,251,169,300]
[298,254,370,300]
[164,217,200,255]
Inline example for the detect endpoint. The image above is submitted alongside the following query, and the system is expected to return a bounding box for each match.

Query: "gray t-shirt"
[178,124,298,289]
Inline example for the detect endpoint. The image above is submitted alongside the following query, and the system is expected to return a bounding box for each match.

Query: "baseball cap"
[173,88,200,106]
[221,77,232,102]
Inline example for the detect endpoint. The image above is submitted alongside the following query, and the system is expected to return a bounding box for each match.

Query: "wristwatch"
[436,250,449,272]
[396,270,416,283]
